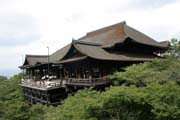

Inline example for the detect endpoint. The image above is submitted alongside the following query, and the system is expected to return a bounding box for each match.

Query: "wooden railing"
[20,77,66,90]
[20,76,111,88]
[66,77,110,86]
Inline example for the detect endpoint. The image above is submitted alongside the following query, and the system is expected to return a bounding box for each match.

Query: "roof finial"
[122,21,126,24]
[72,38,76,44]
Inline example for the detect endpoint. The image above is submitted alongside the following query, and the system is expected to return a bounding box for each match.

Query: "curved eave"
[19,65,31,69]
[102,36,168,50]
[72,42,163,62]
[50,44,72,62]
[19,62,52,69]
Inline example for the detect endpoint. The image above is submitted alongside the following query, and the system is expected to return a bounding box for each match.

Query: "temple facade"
[19,22,168,105]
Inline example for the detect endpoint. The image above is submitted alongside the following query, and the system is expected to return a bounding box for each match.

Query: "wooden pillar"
[75,67,78,78]
[88,61,92,80]
[30,88,33,105]
[45,91,49,105]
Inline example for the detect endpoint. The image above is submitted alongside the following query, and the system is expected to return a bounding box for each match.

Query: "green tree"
[45,84,180,120]
[29,104,49,120]
[110,57,180,86]
[0,75,7,81]
[0,73,48,120]
[169,38,180,57]
[0,73,30,120]
[46,89,100,120]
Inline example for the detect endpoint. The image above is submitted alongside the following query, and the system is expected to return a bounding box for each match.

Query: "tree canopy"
[169,38,180,57]
[0,74,48,120]
[110,57,180,86]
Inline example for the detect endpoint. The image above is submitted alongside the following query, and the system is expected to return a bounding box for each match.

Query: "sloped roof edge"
[50,44,72,62]
[23,54,48,66]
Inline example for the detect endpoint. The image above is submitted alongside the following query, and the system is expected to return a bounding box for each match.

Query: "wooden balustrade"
[66,77,110,86]
[20,78,65,90]
[21,76,111,88]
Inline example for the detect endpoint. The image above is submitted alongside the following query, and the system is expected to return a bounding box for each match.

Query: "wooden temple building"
[19,22,168,105]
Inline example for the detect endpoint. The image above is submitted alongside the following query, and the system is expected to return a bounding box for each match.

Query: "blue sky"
[0,0,180,77]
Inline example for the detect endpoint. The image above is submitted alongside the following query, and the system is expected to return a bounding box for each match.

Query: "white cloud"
[0,0,180,76]
[0,13,40,46]
[124,0,180,41]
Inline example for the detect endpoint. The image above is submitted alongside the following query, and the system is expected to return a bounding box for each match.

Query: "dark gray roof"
[50,44,71,62]
[20,55,48,68]
[73,42,159,61]
[159,41,170,48]
[78,22,125,45]
[78,22,167,49]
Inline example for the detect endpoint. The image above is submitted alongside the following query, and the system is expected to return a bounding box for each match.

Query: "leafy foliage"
[46,89,100,120]
[0,73,48,120]
[0,75,7,81]
[46,84,180,120]
[0,73,28,120]
[110,57,180,86]
[169,38,180,57]
[29,104,49,120]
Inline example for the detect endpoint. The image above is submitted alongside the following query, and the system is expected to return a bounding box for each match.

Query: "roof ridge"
[73,40,102,46]
[85,21,126,36]
[26,54,48,57]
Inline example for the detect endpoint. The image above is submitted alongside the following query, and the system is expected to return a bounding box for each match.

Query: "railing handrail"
[21,78,65,89]
[21,76,110,88]
[66,77,110,84]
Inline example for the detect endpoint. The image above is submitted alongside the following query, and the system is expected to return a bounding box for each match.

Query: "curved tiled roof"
[78,22,125,45]
[20,44,72,68]
[78,21,167,49]
[50,44,71,62]
[73,42,159,62]
[22,55,48,67]
[20,21,168,68]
